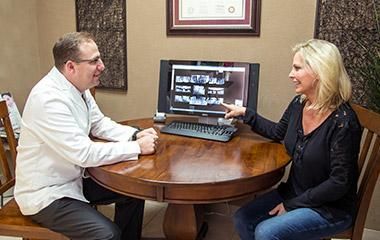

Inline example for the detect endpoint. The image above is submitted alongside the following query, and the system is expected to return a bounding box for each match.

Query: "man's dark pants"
[30,178,145,240]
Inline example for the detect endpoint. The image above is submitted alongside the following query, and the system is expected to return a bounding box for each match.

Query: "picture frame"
[75,0,128,90]
[167,0,261,36]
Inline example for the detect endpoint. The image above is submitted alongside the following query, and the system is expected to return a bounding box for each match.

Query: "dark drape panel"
[314,0,380,107]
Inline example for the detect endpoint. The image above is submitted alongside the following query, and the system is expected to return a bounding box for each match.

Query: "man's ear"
[64,60,76,74]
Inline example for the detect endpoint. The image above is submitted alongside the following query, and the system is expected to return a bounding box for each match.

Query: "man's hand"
[269,203,287,216]
[136,128,158,155]
[221,103,246,119]
[136,128,157,139]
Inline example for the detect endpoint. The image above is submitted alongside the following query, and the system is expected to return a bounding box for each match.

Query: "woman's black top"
[244,95,362,220]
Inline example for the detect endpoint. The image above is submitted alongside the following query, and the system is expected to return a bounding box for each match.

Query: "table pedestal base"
[163,204,206,240]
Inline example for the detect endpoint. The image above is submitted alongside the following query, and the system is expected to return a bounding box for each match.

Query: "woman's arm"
[234,97,300,141]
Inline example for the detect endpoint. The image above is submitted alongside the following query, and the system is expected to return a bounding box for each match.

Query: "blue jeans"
[233,189,352,240]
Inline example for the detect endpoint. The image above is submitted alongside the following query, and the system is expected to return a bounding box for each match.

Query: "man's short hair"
[52,32,95,70]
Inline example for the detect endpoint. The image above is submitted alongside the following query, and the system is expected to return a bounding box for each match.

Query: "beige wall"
[122,0,315,122]
[0,0,40,111]
[36,0,77,75]
[2,0,316,122]
[1,0,379,231]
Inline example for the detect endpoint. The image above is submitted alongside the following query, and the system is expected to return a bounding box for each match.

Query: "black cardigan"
[244,96,362,221]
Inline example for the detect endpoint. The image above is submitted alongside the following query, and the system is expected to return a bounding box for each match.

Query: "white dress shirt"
[14,67,140,215]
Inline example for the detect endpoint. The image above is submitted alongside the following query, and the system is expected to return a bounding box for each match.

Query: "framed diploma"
[167,0,261,36]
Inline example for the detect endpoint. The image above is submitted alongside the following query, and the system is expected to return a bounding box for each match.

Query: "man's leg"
[83,177,145,240]
[254,208,352,240]
[233,189,284,240]
[29,197,121,240]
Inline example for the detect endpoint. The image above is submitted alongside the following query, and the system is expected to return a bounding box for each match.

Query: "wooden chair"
[323,103,380,240]
[0,100,17,207]
[0,100,69,239]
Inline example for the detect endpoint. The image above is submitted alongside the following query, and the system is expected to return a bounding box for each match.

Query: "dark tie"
[81,94,88,109]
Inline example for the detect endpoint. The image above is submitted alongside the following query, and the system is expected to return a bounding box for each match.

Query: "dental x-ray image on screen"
[158,60,260,119]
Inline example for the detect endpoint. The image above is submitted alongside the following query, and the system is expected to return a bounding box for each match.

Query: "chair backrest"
[350,104,380,239]
[0,100,17,197]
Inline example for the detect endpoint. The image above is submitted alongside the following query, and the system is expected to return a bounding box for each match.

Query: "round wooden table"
[87,117,290,240]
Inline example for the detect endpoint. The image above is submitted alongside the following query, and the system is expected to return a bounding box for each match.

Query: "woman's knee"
[255,220,279,240]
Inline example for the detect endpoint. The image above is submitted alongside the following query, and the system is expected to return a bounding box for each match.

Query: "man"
[14,32,158,240]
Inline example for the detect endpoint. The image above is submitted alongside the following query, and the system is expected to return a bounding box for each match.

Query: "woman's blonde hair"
[293,39,352,112]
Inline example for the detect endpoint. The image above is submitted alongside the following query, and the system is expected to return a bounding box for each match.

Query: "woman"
[223,39,362,240]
